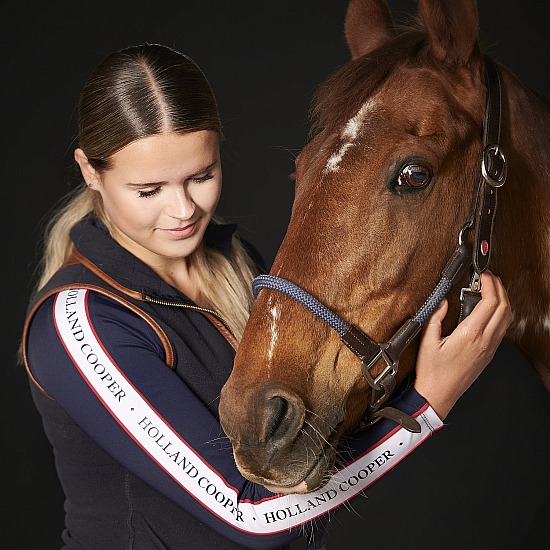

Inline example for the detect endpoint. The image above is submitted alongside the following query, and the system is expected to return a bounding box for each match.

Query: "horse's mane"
[309,27,428,138]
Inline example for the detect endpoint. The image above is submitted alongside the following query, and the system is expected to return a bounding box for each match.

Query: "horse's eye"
[397,164,432,189]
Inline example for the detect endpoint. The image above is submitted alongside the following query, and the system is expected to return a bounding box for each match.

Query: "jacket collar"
[69,217,237,301]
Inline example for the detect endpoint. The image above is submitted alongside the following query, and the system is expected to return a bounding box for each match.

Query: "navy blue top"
[25,220,443,549]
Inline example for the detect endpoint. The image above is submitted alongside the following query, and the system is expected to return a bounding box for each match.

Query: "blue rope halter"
[251,242,472,434]
[253,271,453,333]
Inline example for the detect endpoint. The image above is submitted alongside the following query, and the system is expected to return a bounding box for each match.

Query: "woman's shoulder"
[28,288,165,358]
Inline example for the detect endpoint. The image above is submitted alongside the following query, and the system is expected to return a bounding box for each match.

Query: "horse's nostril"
[265,396,288,439]
[261,392,305,447]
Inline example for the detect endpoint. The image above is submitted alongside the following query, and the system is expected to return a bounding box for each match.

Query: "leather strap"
[372,406,421,433]
[341,324,380,367]
[473,178,498,272]
[459,289,482,323]
[473,56,506,273]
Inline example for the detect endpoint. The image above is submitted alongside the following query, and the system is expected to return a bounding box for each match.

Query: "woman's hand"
[414,271,512,420]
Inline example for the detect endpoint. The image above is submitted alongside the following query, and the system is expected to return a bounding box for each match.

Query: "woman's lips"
[160,221,198,239]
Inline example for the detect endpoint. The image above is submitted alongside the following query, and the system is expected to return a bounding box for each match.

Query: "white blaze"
[267,299,280,365]
[325,98,378,173]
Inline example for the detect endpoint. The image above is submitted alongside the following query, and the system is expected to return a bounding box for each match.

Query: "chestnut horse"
[219,0,550,492]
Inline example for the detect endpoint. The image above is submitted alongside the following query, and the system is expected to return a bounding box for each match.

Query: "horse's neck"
[495,68,550,377]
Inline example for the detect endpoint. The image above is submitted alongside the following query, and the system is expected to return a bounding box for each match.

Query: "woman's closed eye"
[138,187,162,198]
[192,172,214,184]
[136,172,214,197]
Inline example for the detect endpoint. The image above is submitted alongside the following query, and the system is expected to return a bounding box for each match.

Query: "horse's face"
[220,0,487,491]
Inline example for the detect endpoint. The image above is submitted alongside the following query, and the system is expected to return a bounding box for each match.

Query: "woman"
[22,43,511,549]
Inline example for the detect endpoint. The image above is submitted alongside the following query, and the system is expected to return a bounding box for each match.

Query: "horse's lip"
[234,423,342,491]
[299,430,340,491]
[257,430,339,491]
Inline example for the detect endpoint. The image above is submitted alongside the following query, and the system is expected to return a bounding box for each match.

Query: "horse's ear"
[345,0,395,60]
[418,0,479,66]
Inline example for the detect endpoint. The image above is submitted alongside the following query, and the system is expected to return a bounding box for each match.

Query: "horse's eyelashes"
[395,163,432,192]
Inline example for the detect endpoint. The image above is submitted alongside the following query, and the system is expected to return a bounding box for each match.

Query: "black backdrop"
[2,1,550,548]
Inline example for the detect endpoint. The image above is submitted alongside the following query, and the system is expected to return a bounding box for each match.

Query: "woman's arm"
[275,272,511,497]
[26,273,509,548]
[25,290,436,547]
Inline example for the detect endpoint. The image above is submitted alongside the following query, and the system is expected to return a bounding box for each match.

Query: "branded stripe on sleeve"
[53,288,443,535]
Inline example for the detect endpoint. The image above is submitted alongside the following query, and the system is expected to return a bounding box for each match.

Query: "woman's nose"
[166,186,195,219]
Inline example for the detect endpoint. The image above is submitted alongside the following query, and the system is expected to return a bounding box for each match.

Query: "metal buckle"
[460,271,481,301]
[468,271,481,292]
[481,143,507,188]
[360,345,397,391]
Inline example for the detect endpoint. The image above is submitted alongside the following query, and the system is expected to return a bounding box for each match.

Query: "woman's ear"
[74,148,100,187]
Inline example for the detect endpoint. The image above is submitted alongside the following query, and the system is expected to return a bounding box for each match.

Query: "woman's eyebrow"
[126,160,218,187]
[189,160,217,177]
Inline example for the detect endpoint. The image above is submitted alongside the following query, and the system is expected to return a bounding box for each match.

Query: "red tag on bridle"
[480,240,489,256]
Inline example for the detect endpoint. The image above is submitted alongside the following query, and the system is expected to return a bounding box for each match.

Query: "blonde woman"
[21,43,510,549]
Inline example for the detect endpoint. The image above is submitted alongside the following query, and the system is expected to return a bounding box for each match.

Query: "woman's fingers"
[420,298,448,347]
[480,272,512,338]
[414,270,511,420]
[458,271,512,354]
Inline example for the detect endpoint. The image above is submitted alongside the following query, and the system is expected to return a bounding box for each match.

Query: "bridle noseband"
[252,56,507,433]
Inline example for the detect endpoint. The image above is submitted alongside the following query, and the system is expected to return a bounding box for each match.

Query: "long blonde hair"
[36,44,260,341]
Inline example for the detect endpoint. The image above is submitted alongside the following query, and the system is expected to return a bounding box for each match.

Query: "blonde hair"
[35,43,261,341]
[190,230,259,341]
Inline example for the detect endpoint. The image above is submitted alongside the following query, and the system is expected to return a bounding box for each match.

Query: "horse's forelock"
[310,29,428,138]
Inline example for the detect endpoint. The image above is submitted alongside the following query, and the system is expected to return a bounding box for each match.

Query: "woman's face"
[88,131,222,271]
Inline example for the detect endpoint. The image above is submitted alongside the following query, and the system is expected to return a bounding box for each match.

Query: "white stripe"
[54,288,443,535]
[246,407,442,531]
[324,98,379,173]
[267,299,280,367]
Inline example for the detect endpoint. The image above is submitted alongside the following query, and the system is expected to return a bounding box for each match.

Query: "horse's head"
[220,0,490,491]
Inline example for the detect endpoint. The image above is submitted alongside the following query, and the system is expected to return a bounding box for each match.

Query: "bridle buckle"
[360,345,397,391]
[482,143,507,188]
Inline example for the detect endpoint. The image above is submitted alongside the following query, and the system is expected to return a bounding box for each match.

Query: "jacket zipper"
[142,294,235,336]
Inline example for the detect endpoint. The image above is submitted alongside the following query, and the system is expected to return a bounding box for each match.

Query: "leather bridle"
[252,56,507,432]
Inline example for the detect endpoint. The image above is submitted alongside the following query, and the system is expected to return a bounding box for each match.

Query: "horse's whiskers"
[303,418,334,452]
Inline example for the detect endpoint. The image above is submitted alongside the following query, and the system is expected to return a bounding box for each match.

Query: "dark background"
[2,1,550,548]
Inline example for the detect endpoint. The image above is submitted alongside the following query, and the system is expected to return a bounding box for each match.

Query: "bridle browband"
[252,56,507,433]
